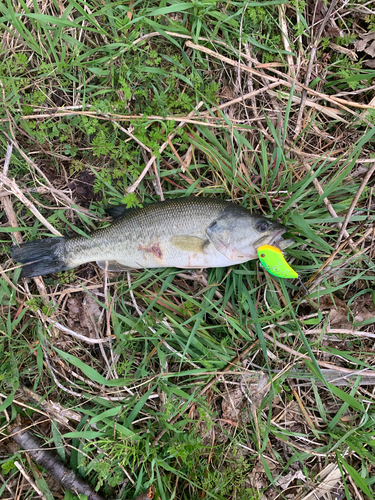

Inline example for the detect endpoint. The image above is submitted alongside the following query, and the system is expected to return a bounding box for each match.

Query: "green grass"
[1,1,375,499]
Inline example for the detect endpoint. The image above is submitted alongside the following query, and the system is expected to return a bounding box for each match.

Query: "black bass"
[11,197,293,278]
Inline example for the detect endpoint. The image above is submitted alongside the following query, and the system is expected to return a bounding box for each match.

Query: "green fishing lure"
[257,244,298,279]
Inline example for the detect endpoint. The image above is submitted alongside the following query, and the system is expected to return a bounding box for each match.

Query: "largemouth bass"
[11,197,293,278]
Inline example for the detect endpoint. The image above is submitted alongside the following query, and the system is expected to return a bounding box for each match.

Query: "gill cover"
[206,213,259,260]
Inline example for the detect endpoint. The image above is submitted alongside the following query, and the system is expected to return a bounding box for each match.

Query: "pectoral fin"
[96,260,135,272]
[170,236,206,253]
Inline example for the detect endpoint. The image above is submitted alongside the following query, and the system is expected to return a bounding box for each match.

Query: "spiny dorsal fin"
[105,205,138,220]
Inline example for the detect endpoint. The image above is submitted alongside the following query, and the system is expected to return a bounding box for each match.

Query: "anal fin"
[96,260,135,272]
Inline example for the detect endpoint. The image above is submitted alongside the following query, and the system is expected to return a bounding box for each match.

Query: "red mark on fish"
[138,242,163,259]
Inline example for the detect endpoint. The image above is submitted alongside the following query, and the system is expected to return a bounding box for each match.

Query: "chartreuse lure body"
[257,244,298,279]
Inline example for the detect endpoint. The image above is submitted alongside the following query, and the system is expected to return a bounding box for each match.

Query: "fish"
[10,197,294,278]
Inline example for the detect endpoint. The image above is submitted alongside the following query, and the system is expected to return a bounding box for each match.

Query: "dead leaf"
[316,293,374,328]
[67,297,81,326]
[68,170,102,208]
[253,458,277,473]
[364,59,375,68]
[250,457,280,496]
[221,387,244,423]
[221,373,270,424]
[275,470,306,490]
[354,32,375,57]
[317,295,349,326]
[350,293,375,324]
[325,26,342,38]
[66,293,103,338]
[328,42,357,61]
[295,463,343,500]
[365,40,375,57]
[242,372,270,409]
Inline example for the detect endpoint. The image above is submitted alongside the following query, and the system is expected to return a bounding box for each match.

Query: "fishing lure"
[257,244,298,279]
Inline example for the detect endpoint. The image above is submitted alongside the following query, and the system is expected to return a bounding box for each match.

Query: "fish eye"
[257,221,269,232]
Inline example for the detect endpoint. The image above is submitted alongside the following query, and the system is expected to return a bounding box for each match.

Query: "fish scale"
[11,197,294,278]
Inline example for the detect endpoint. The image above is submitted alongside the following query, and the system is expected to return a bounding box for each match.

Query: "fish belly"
[112,241,244,269]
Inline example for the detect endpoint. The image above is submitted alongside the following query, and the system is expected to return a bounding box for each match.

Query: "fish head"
[207,212,293,261]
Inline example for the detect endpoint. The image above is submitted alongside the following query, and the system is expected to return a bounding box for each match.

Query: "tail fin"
[11,237,70,278]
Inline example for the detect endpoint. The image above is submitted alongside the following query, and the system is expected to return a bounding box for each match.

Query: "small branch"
[152,159,164,200]
[278,4,295,78]
[45,318,116,344]
[185,40,375,119]
[302,218,370,292]
[302,159,356,251]
[0,171,62,237]
[1,144,22,245]
[14,461,48,500]
[262,331,375,378]
[10,426,106,500]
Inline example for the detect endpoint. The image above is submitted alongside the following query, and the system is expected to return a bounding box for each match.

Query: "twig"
[301,218,370,292]
[152,159,164,200]
[0,185,49,198]
[353,226,374,249]
[244,43,263,127]
[267,88,346,122]
[238,2,252,126]
[10,427,106,500]
[2,143,12,177]
[278,3,295,78]
[262,330,375,378]
[335,162,375,248]
[44,318,116,344]
[42,347,84,397]
[1,144,22,245]
[1,83,280,126]
[302,159,355,250]
[14,461,48,500]
[111,119,152,153]
[2,132,55,189]
[306,328,375,340]
[0,470,15,497]
[0,171,62,236]
[185,40,375,119]
[1,149,61,339]
[127,271,143,317]
[167,136,186,171]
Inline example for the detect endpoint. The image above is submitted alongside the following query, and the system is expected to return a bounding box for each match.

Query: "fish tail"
[11,237,71,278]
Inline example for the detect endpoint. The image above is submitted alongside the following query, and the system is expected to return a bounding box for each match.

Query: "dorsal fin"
[105,205,138,220]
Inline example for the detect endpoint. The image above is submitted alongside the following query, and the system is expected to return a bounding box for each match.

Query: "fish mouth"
[270,229,294,250]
